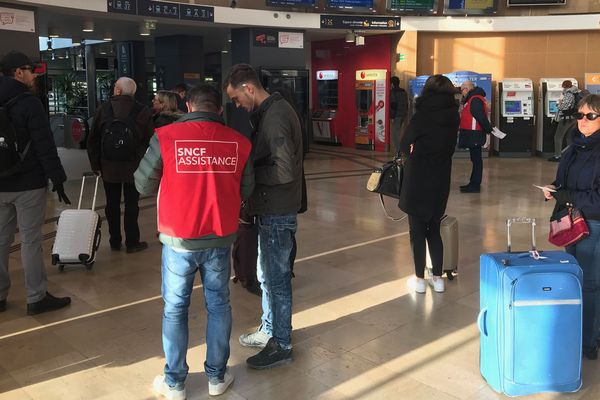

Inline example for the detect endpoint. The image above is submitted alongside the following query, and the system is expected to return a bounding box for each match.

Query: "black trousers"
[408,214,443,278]
[469,146,483,188]
[103,181,140,248]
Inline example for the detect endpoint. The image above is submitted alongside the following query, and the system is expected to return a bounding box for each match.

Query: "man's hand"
[52,182,71,205]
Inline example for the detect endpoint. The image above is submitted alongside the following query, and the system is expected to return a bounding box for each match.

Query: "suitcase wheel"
[51,254,59,265]
[58,264,65,272]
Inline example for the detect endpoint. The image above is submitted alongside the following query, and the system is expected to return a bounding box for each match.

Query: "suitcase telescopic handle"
[77,172,100,211]
[506,217,536,253]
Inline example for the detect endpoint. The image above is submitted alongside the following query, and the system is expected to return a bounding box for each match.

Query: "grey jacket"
[249,93,303,215]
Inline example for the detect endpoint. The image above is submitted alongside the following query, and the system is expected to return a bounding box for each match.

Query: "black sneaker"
[246,338,293,370]
[547,156,561,162]
[460,185,480,193]
[0,298,6,312]
[126,241,148,254]
[27,292,71,315]
[459,184,471,190]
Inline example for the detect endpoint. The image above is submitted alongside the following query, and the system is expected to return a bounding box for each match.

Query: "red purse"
[548,205,589,247]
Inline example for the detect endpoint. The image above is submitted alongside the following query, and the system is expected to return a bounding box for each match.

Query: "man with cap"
[0,51,72,315]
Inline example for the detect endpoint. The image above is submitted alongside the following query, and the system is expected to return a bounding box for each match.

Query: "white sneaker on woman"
[429,276,445,293]
[409,276,427,294]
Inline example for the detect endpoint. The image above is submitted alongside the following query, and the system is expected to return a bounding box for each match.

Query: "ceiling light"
[345,31,355,43]
[82,21,94,32]
[48,28,59,38]
[227,33,232,43]
[103,32,112,41]
[139,25,151,36]
[71,37,81,46]
[221,50,228,54]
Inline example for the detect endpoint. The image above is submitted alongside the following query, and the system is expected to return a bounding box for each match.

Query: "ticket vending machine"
[355,69,388,151]
[537,78,578,157]
[494,78,535,157]
[312,70,340,145]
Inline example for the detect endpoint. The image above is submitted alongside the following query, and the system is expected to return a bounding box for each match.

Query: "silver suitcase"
[426,215,459,280]
[51,172,102,271]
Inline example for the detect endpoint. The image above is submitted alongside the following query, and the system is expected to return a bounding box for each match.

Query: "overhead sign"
[253,29,279,47]
[107,0,214,22]
[0,6,35,32]
[316,70,339,80]
[107,0,137,14]
[388,0,437,12]
[266,0,316,6]
[320,15,400,30]
[356,69,387,81]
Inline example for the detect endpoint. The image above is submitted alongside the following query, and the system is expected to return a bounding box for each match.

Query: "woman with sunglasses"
[542,94,600,360]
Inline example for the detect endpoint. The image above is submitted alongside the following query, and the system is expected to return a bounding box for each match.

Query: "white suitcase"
[51,173,102,271]
[426,215,459,280]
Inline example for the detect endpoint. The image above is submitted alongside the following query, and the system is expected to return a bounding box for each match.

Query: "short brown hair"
[155,91,179,113]
[578,94,600,114]
[222,63,261,90]
[187,84,221,112]
[422,74,457,96]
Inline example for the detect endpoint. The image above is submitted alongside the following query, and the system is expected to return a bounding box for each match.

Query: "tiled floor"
[1,145,598,399]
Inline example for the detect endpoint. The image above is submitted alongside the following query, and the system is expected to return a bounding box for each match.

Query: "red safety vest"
[156,121,252,239]
[460,95,488,131]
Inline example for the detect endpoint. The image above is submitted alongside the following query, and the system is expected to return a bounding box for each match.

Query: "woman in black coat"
[399,74,460,294]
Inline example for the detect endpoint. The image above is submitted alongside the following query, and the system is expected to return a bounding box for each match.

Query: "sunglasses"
[574,112,600,121]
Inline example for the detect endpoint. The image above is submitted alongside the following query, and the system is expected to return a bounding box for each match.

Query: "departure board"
[266,0,315,6]
[327,0,374,10]
[444,0,496,14]
[387,0,437,12]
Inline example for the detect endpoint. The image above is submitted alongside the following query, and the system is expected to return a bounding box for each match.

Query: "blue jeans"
[567,219,600,350]
[161,245,232,386]
[256,214,297,349]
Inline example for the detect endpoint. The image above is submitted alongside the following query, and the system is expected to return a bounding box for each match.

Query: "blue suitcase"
[479,217,583,397]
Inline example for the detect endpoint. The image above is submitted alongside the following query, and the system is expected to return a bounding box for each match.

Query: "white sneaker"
[409,276,427,294]
[239,328,271,348]
[208,371,234,396]
[153,375,186,400]
[429,276,445,293]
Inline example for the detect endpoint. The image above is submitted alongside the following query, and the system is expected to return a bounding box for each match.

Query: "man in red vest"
[458,80,492,193]
[135,84,254,399]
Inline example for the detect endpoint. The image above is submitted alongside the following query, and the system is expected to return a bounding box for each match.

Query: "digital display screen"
[548,100,558,114]
[266,0,315,6]
[444,0,496,14]
[388,0,437,12]
[505,100,522,115]
[327,0,374,10]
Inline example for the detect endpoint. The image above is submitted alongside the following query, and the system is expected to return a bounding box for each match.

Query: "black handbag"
[366,155,406,220]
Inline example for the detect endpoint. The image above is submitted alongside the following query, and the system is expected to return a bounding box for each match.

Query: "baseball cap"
[1,51,39,71]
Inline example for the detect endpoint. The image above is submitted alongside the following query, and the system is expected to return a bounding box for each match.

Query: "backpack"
[101,102,142,162]
[564,90,585,117]
[0,94,31,178]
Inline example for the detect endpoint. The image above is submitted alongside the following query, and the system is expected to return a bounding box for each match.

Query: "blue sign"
[267,0,315,6]
[327,0,374,10]
[410,71,492,106]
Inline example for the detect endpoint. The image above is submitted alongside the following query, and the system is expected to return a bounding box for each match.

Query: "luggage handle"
[506,217,536,253]
[77,172,100,211]
[477,307,488,337]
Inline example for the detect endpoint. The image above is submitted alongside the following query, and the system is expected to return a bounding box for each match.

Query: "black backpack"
[101,102,142,162]
[564,91,585,117]
[0,94,31,178]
